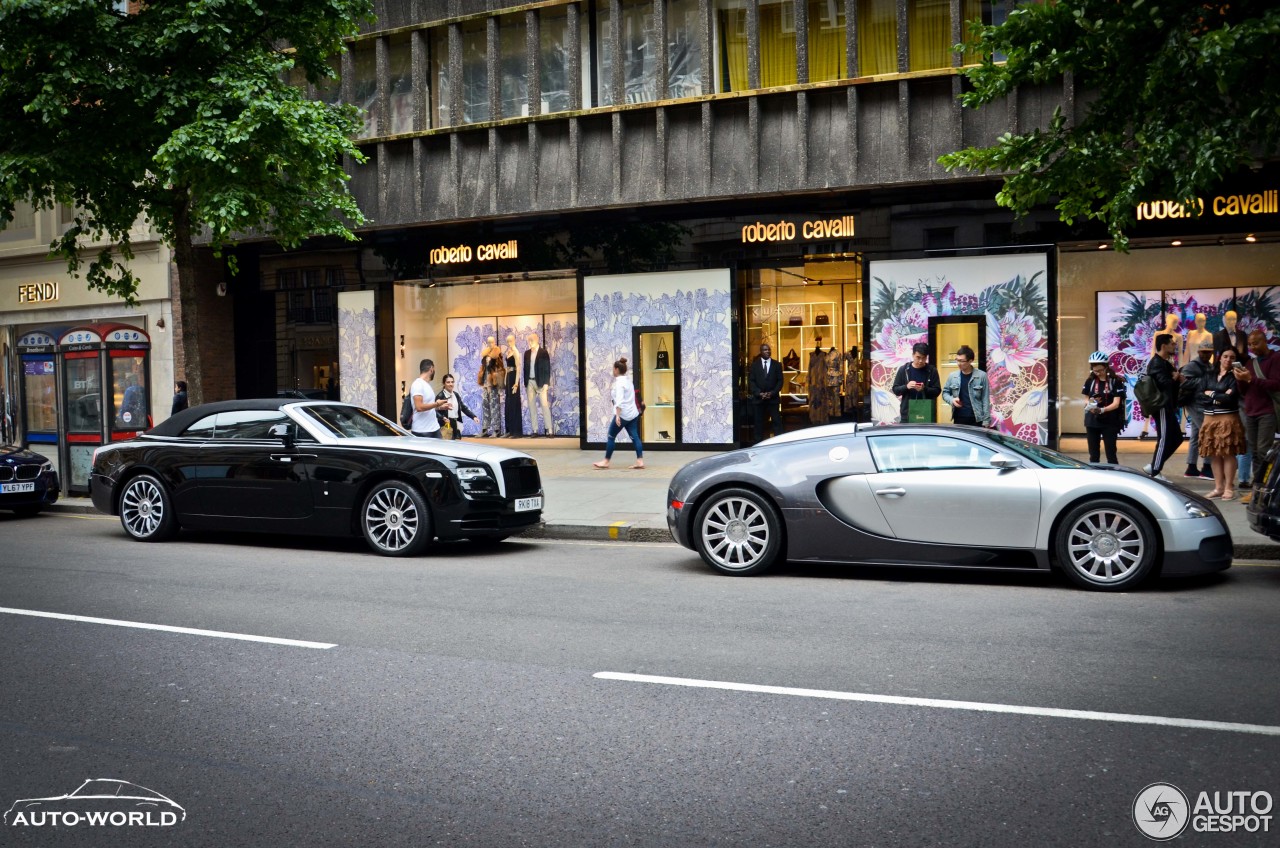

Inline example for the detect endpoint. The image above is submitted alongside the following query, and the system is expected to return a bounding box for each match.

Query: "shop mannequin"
[524,333,553,436]
[478,335,505,437]
[807,339,831,425]
[1183,313,1213,363]
[842,345,863,419]
[1214,310,1249,361]
[1140,313,1182,439]
[503,333,523,437]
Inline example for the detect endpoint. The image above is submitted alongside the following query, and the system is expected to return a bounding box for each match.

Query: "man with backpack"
[1142,332,1184,480]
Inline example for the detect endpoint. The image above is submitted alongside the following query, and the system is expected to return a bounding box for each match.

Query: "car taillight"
[670,499,684,510]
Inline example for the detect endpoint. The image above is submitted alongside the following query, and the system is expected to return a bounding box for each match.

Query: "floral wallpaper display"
[869,255,1050,444]
[583,269,733,444]
[544,312,580,436]
[1095,286,1279,438]
[337,290,378,412]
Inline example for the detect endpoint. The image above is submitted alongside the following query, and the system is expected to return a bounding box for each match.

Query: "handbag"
[781,305,803,326]
[907,398,935,423]
[656,338,671,370]
[782,348,800,370]
[815,313,830,326]
[787,314,803,327]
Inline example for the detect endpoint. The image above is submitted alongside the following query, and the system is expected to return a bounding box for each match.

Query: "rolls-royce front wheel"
[361,481,431,556]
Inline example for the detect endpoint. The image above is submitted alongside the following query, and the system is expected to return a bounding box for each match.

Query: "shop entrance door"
[929,318,985,424]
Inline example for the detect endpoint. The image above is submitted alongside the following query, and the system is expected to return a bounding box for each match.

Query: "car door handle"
[270,454,317,463]
[875,487,906,498]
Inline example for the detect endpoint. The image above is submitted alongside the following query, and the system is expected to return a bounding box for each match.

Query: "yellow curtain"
[857,0,896,76]
[807,0,846,81]
[960,0,984,65]
[907,0,950,72]
[718,7,749,91]
[760,1,798,88]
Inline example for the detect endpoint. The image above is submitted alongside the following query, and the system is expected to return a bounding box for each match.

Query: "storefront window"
[499,13,528,119]
[540,6,572,113]
[596,0,659,105]
[430,27,450,127]
[716,0,748,91]
[63,357,101,435]
[111,354,149,432]
[462,21,490,124]
[759,0,797,88]
[388,35,414,134]
[352,41,378,137]
[857,0,897,75]
[807,0,846,81]
[908,0,951,72]
[667,0,703,97]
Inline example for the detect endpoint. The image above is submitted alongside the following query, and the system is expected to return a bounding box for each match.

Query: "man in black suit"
[749,343,784,442]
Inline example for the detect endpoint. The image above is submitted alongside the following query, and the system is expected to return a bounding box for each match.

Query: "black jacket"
[1213,327,1249,361]
[524,346,551,388]
[1197,370,1241,414]
[1146,355,1178,410]
[892,362,941,421]
[749,356,784,402]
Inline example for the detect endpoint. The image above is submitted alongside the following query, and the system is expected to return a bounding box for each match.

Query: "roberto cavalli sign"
[740,215,856,243]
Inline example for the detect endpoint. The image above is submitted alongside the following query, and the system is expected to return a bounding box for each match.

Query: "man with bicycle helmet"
[1082,351,1126,464]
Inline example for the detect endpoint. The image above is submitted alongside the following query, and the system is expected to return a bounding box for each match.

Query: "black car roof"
[147,399,298,437]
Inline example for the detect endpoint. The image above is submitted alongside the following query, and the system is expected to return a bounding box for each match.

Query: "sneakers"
[1183,464,1200,478]
[1200,465,1214,479]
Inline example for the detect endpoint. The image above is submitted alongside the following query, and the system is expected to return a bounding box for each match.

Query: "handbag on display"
[656,338,671,370]
[815,313,830,326]
[781,305,803,326]
[782,348,801,370]
[787,314,803,327]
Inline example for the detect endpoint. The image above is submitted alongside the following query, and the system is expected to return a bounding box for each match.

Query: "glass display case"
[634,326,680,446]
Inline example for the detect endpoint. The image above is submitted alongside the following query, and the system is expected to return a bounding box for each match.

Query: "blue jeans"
[605,415,643,459]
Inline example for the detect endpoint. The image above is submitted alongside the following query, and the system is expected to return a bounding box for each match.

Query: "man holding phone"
[891,342,942,423]
[1143,333,1184,479]
[1231,329,1280,501]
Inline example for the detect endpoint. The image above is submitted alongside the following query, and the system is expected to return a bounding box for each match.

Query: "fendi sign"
[741,215,856,243]
[429,239,519,265]
[17,281,59,304]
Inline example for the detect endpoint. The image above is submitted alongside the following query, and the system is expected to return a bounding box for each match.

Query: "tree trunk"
[172,189,204,407]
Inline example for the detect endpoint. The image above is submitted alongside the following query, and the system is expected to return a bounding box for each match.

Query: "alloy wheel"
[700,496,772,571]
[364,485,421,553]
[1065,507,1146,584]
[121,477,165,539]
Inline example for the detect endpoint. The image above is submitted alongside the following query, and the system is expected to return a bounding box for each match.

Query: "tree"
[940,1,1280,246]
[0,0,372,404]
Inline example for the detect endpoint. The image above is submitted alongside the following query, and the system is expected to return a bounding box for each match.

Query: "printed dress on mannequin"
[808,345,831,425]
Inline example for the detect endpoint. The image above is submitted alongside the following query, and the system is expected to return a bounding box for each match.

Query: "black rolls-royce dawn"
[89,400,544,556]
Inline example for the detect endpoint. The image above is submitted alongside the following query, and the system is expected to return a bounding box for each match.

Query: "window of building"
[430,27,450,127]
[857,0,897,75]
[908,0,951,71]
[499,13,528,118]
[807,0,846,81]
[597,0,659,105]
[667,0,703,97]
[352,40,378,137]
[716,0,748,91]
[925,226,957,250]
[316,56,342,107]
[0,200,35,242]
[540,6,572,113]
[462,20,490,123]
[759,0,797,88]
[388,35,414,134]
[961,0,1010,64]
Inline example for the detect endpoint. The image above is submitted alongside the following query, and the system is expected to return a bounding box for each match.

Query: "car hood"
[335,436,534,465]
[0,445,48,464]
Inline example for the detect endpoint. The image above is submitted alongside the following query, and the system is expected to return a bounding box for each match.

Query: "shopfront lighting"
[1246,234,1257,243]
[1171,240,1183,246]
[1097,243,1108,250]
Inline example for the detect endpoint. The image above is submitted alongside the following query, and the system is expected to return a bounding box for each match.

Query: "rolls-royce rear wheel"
[1055,498,1157,591]
[119,473,179,542]
[693,487,782,576]
[361,481,432,556]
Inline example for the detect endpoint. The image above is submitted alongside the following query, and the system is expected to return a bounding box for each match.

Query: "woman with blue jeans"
[592,357,645,470]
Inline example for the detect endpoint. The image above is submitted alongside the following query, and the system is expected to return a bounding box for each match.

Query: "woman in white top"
[592,357,645,469]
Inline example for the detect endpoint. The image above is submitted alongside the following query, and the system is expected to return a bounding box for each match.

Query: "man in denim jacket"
[940,345,990,426]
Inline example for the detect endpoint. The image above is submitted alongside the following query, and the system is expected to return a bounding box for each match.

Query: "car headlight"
[1185,502,1211,519]
[39,461,52,474]
[455,464,498,496]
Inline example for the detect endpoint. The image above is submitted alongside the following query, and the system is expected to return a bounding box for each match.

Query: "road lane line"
[594,672,1280,737]
[0,607,336,650]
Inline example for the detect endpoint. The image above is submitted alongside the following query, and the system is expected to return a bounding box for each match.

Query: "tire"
[118,473,179,542]
[693,487,783,576]
[361,481,432,557]
[1055,498,1157,591]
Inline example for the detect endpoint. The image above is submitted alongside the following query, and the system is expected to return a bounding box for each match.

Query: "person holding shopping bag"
[592,357,644,470]
[891,342,941,423]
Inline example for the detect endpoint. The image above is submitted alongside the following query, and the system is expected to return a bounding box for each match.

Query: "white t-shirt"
[611,375,639,421]
[410,377,440,433]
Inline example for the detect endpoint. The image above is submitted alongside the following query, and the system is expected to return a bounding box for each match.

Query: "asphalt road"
[1,510,1278,847]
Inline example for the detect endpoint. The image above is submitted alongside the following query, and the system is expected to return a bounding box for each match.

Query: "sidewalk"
[46,435,1280,559]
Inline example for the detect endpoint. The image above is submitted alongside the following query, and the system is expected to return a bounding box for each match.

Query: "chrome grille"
[500,459,541,499]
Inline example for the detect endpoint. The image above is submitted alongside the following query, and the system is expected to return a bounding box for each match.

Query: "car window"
[867,434,996,472]
[300,405,400,438]
[180,414,218,439]
[214,410,289,440]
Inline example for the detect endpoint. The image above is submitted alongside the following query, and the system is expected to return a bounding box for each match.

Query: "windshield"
[986,432,1087,469]
[299,405,402,439]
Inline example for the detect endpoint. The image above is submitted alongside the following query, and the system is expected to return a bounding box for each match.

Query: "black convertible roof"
[147,399,297,437]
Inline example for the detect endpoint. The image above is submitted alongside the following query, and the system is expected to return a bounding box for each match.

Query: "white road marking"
[594,672,1280,737]
[0,607,336,650]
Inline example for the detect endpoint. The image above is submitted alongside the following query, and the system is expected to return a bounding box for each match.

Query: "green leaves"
[943,1,1280,247]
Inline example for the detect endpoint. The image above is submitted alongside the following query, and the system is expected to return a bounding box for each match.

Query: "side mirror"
[990,453,1022,470]
[268,422,295,449]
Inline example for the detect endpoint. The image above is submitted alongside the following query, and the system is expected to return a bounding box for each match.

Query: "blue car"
[0,445,58,516]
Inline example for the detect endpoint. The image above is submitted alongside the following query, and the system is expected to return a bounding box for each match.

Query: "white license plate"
[514,496,542,512]
[1,482,35,494]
